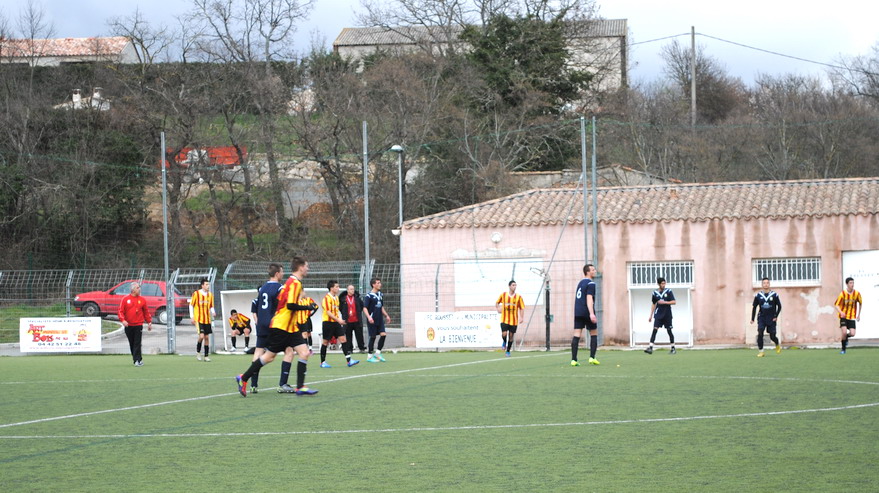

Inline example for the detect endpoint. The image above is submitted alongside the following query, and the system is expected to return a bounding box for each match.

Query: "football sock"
[242,359,265,381]
[502,333,508,347]
[280,361,292,386]
[368,336,376,353]
[571,336,580,361]
[244,336,250,347]
[320,344,328,362]
[589,335,597,359]
[757,331,764,350]
[769,333,778,346]
[296,359,307,389]
[842,337,848,351]
[251,367,260,387]
[649,329,657,344]
[196,342,202,353]
[377,335,386,351]
[343,344,351,361]
[307,335,313,347]
[231,337,237,348]
[667,329,675,344]
[204,345,209,356]
[507,335,514,352]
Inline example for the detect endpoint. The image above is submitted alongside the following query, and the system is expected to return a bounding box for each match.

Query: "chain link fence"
[1,259,596,353]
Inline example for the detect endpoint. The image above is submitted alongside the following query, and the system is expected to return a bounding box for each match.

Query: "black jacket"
[339,290,365,323]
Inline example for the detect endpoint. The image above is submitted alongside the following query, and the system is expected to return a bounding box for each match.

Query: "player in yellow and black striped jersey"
[319,280,359,368]
[495,280,525,357]
[190,278,215,361]
[835,277,863,354]
[228,310,251,351]
[234,257,319,396]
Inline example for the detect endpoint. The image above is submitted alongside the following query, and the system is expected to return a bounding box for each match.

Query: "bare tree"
[661,39,745,123]
[833,43,879,107]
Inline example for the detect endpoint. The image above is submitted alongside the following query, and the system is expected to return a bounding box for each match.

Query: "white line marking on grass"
[3,401,878,440]
[0,353,556,429]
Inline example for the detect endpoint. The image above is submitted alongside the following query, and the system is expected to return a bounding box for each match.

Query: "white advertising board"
[20,317,102,353]
[415,311,501,348]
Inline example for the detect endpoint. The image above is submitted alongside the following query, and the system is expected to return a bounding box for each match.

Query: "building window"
[752,257,821,287]
[628,261,694,287]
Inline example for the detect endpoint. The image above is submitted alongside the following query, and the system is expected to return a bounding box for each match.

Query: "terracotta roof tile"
[0,36,130,58]
[403,177,879,230]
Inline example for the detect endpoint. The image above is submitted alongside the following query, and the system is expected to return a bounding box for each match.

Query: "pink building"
[399,177,879,348]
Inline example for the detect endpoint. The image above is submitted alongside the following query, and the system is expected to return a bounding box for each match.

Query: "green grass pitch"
[1,348,877,492]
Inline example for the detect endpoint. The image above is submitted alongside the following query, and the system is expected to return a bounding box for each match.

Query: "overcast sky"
[4,0,878,85]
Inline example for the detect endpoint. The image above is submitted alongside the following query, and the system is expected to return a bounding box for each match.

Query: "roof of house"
[403,177,879,230]
[333,19,626,48]
[0,36,131,58]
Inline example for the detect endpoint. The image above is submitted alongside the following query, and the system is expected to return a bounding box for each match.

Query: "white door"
[630,287,693,347]
[841,251,879,339]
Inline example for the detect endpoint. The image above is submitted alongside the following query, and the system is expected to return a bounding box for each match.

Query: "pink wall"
[401,213,879,347]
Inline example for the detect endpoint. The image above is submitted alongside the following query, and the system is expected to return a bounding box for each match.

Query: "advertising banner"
[20,317,102,353]
[415,311,501,348]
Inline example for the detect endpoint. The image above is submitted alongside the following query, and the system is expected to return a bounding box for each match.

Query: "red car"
[73,280,188,324]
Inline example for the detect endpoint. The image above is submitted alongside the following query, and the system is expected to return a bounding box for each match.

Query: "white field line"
[2,352,877,437]
[2,401,878,440]
[0,353,556,429]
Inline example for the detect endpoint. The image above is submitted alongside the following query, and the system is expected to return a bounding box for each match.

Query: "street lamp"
[389,145,405,336]
[389,145,404,227]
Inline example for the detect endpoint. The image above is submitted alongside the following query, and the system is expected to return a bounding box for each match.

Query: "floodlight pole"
[161,131,175,353]
[362,121,370,287]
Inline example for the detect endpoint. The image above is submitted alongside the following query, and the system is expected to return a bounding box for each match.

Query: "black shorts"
[500,323,518,334]
[368,319,386,337]
[300,319,313,334]
[197,323,213,335]
[322,321,344,340]
[757,318,777,332]
[231,326,251,335]
[265,328,307,354]
[574,316,596,331]
[839,319,856,329]
[653,316,673,330]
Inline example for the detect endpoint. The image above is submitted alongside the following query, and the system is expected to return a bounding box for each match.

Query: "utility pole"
[690,26,697,128]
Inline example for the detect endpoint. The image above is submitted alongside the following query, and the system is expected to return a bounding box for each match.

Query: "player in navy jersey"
[247,263,284,393]
[571,264,600,366]
[751,277,782,357]
[645,277,677,354]
[363,278,391,362]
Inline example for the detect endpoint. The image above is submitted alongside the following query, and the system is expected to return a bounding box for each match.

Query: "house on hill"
[333,19,628,91]
[0,36,138,66]
[398,177,879,349]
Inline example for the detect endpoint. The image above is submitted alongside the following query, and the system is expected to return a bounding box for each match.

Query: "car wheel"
[82,302,101,318]
[155,308,168,325]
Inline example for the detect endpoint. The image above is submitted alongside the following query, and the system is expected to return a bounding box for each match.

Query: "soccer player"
[319,280,359,368]
[835,277,863,355]
[228,309,252,352]
[645,277,677,355]
[190,278,215,362]
[247,263,284,393]
[235,257,318,397]
[750,277,782,357]
[571,264,600,366]
[496,280,525,357]
[364,278,392,362]
[118,282,152,366]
